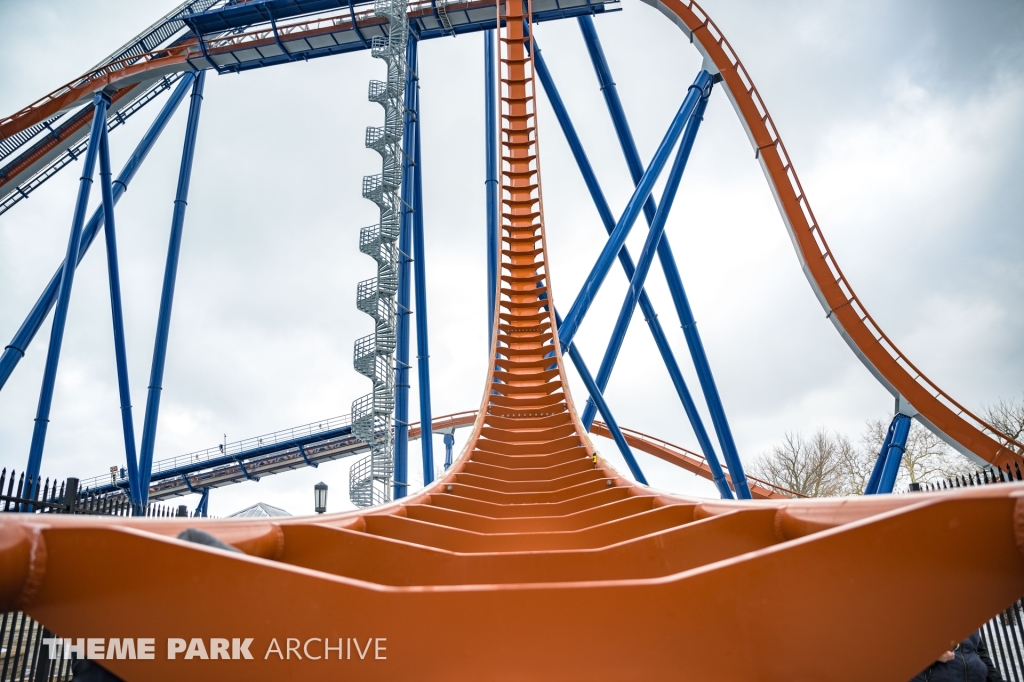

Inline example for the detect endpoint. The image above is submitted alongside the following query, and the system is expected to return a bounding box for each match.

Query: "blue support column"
[579,16,752,499]
[664,257,752,498]
[194,487,210,517]
[557,70,712,350]
[870,414,912,495]
[553,311,646,483]
[864,417,897,495]
[0,73,196,393]
[97,122,141,506]
[137,72,207,506]
[443,432,455,469]
[393,35,418,500]
[411,52,435,486]
[484,29,499,341]
[578,15,659,227]
[533,42,730,497]
[24,93,110,487]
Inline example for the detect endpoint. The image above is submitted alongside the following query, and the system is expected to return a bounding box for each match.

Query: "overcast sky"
[1,0,1021,516]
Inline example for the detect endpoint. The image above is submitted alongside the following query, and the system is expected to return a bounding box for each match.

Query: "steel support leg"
[411,73,435,485]
[443,432,455,469]
[484,28,499,341]
[581,89,708,428]
[579,16,752,498]
[555,312,646,484]
[666,265,752,497]
[97,122,141,506]
[393,35,418,500]
[24,93,110,488]
[194,487,210,517]
[864,417,897,495]
[557,69,712,350]
[0,73,196,393]
[869,413,912,495]
[137,72,207,506]
[533,42,730,497]
[567,343,646,484]
[589,96,714,482]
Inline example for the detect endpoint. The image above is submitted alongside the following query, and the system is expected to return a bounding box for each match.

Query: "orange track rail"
[0,2,1022,680]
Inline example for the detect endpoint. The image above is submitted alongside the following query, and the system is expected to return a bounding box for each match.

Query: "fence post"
[62,477,78,513]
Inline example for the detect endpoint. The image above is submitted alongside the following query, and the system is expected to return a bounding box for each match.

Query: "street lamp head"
[314,481,328,514]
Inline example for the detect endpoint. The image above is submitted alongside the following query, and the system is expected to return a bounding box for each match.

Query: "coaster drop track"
[0,0,1022,680]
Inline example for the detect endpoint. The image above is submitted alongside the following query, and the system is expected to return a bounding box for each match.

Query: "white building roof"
[226,501,292,518]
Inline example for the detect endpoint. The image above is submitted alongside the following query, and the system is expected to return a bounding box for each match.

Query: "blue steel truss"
[181,0,618,75]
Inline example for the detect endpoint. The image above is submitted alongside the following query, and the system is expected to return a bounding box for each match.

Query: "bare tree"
[836,441,877,495]
[749,428,857,497]
[982,393,1024,455]
[755,413,986,498]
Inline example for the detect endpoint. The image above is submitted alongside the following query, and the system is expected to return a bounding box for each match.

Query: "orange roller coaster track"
[1,0,1023,680]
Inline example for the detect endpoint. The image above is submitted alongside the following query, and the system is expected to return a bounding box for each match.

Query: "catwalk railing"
[78,414,351,490]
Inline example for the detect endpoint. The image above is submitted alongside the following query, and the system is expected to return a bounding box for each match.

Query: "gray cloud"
[1,0,1021,513]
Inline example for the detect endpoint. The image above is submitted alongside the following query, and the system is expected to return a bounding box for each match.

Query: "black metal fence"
[906,462,1024,679]
[1,613,70,682]
[907,462,1023,493]
[1,468,196,680]
[983,601,1024,682]
[0,468,193,518]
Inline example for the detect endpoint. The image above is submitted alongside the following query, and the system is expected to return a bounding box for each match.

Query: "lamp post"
[314,481,328,514]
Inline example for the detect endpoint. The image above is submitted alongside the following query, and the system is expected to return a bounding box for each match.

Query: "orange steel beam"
[0,2,1022,681]
[414,411,796,498]
[406,410,477,440]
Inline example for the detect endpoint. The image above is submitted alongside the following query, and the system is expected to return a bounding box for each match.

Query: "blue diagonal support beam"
[868,413,913,495]
[0,73,197,393]
[194,487,210,517]
[557,69,712,351]
[24,92,110,489]
[234,456,258,482]
[532,41,731,498]
[591,95,725,492]
[298,443,318,468]
[555,311,647,485]
[137,72,207,506]
[579,15,752,499]
[97,121,141,507]
[863,417,896,495]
